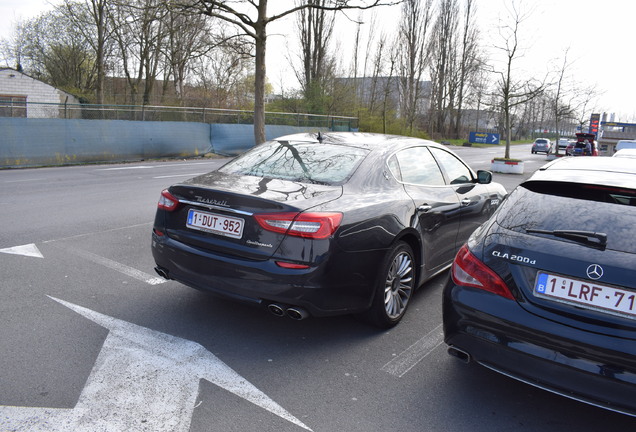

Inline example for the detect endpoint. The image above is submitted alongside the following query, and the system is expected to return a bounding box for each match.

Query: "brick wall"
[0,69,79,118]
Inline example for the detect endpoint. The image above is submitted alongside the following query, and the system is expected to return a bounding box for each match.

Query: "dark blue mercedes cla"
[151,132,506,327]
[443,156,636,416]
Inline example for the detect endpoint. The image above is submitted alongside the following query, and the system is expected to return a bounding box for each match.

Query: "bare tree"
[396,0,433,134]
[3,9,97,96]
[61,0,111,104]
[548,49,597,154]
[110,0,167,105]
[294,0,337,113]
[380,39,398,133]
[187,0,397,144]
[192,42,254,109]
[0,19,28,71]
[572,86,601,132]
[367,31,389,115]
[451,0,480,138]
[429,0,459,137]
[162,4,218,105]
[491,1,545,158]
[468,67,491,132]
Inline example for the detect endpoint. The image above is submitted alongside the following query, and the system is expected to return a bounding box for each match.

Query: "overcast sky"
[2,0,635,121]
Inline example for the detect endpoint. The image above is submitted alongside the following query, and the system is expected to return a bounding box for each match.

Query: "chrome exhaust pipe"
[154,267,170,279]
[267,304,286,317]
[447,346,471,364]
[286,307,309,321]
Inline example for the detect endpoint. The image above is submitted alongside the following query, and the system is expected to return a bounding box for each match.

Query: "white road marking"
[0,243,44,258]
[153,172,205,179]
[96,162,219,171]
[2,178,39,183]
[0,297,313,432]
[65,248,166,285]
[97,165,156,170]
[381,324,444,378]
[42,223,153,244]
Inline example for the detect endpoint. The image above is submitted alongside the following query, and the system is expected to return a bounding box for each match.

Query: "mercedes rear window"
[496,181,636,253]
[219,141,368,185]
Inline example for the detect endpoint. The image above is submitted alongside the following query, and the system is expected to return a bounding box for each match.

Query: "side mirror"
[476,170,492,184]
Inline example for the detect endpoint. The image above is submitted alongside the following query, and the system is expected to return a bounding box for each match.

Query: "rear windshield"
[496,181,636,253]
[219,140,368,185]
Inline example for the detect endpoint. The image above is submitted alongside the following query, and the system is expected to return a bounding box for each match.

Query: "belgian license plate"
[186,209,244,239]
[534,272,636,319]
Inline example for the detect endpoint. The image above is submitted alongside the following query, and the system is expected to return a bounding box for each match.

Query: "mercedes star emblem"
[586,264,604,280]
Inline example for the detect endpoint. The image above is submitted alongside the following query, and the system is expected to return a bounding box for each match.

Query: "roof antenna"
[317,131,323,143]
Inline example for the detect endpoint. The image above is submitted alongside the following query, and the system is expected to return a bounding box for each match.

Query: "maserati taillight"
[157,189,179,211]
[451,244,514,300]
[254,212,342,239]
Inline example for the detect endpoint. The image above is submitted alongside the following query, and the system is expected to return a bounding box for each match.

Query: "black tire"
[362,241,416,328]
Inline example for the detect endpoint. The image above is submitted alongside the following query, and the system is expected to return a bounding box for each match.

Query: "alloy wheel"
[384,251,414,319]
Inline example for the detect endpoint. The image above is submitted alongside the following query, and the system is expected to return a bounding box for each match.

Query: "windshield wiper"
[526,229,608,249]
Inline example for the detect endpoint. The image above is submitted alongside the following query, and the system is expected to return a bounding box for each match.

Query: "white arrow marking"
[0,243,43,258]
[0,297,312,432]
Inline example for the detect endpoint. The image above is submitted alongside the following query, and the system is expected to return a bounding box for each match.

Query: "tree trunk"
[253,1,268,145]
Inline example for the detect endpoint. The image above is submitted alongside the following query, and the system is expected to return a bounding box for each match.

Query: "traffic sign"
[469,132,500,145]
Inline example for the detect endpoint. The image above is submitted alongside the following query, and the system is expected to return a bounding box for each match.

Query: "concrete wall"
[210,124,327,155]
[0,118,328,168]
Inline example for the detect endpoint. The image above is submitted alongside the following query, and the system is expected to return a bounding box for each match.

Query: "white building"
[0,68,80,118]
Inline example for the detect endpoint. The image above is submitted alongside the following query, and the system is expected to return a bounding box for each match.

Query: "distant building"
[336,76,431,114]
[0,68,79,118]
[460,108,498,133]
[598,119,636,155]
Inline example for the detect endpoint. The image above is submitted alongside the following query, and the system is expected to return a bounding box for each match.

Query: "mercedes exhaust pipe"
[447,346,471,363]
[154,267,170,279]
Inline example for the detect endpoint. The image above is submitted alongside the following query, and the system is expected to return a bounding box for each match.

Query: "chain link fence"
[5,101,358,131]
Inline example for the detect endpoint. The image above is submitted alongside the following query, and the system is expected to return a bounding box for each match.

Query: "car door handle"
[417,204,432,212]
[461,199,472,207]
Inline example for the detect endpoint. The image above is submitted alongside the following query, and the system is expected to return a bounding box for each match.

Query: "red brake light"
[158,189,179,211]
[451,244,514,300]
[254,212,342,239]
[275,261,311,269]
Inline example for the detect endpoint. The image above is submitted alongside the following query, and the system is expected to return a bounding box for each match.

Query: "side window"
[387,154,402,182]
[393,147,445,186]
[429,147,473,184]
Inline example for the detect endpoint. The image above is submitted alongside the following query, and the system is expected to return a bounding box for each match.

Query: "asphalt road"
[1,145,633,431]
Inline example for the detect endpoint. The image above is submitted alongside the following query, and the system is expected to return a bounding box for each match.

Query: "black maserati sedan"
[152,132,506,327]
[444,156,636,415]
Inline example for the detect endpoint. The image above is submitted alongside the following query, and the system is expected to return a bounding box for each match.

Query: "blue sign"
[469,132,500,145]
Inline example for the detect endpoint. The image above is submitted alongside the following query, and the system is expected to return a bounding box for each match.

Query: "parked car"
[531,138,552,154]
[152,132,506,328]
[443,156,636,416]
[613,148,636,159]
[566,132,598,156]
[616,140,636,151]
[557,137,573,152]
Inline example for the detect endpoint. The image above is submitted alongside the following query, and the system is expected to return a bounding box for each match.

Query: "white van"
[616,140,636,151]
